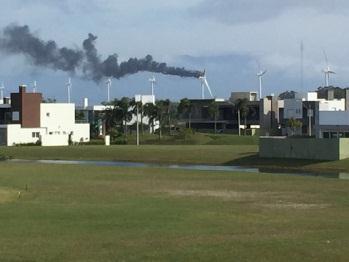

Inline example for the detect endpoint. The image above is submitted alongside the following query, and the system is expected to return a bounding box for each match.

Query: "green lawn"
[0,162,348,261]
[3,144,349,173]
[0,145,258,165]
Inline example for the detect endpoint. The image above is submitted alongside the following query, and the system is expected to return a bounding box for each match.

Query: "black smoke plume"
[0,24,203,81]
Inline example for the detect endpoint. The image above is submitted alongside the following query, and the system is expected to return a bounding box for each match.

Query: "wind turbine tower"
[0,82,4,101]
[323,51,335,87]
[33,80,37,93]
[106,78,112,102]
[198,70,214,99]
[66,78,72,103]
[149,76,156,97]
[257,70,267,100]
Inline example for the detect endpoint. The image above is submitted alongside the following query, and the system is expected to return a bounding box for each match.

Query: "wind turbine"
[0,82,4,101]
[198,70,214,99]
[323,50,335,87]
[149,76,156,97]
[66,78,72,103]
[257,69,267,100]
[33,80,37,93]
[106,78,112,102]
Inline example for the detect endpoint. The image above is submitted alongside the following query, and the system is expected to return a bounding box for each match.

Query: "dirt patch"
[0,188,18,203]
[162,189,271,200]
[260,202,330,210]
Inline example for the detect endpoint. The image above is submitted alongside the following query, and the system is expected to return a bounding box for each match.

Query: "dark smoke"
[0,25,83,73]
[0,24,203,81]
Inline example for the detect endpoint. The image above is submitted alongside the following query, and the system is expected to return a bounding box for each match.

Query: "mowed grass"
[3,144,349,172]
[0,162,349,261]
[0,145,258,165]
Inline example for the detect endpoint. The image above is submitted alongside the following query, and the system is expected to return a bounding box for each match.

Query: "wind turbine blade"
[323,50,329,66]
[204,79,214,98]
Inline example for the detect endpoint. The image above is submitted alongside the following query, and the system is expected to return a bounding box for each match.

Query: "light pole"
[135,95,141,146]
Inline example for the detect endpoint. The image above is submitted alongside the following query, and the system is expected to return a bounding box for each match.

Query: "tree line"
[99,97,251,140]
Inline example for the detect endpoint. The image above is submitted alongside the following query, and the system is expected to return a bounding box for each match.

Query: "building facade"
[0,86,90,146]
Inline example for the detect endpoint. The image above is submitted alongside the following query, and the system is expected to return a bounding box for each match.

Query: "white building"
[0,86,90,146]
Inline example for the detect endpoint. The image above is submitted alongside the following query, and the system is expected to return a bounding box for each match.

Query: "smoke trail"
[0,24,84,73]
[0,24,203,81]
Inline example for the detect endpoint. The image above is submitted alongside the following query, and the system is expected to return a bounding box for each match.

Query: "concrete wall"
[41,134,69,146]
[320,111,349,126]
[71,123,90,143]
[319,99,345,111]
[2,124,45,146]
[259,137,349,160]
[284,99,303,119]
[41,103,75,133]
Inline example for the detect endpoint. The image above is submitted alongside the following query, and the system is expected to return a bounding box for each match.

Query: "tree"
[178,98,192,129]
[287,118,303,136]
[130,99,144,135]
[235,98,249,136]
[155,99,171,139]
[116,97,133,137]
[208,101,219,134]
[144,103,157,133]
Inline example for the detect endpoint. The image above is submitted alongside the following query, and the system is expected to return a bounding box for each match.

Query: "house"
[0,85,90,146]
[75,95,157,137]
[179,96,260,134]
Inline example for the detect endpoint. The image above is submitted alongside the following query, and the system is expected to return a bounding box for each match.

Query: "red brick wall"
[10,86,42,128]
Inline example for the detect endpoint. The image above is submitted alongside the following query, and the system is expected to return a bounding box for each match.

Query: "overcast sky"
[0,0,348,104]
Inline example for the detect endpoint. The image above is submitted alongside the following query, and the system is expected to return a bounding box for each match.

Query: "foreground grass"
[0,163,348,261]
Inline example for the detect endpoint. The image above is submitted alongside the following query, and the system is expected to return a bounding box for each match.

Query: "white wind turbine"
[198,70,214,99]
[256,61,267,100]
[66,78,72,103]
[33,80,37,93]
[0,82,4,101]
[323,51,335,87]
[149,76,156,97]
[106,78,112,102]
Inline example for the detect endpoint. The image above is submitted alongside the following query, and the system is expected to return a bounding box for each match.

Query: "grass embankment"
[0,145,258,165]
[0,162,348,261]
[91,132,259,146]
[2,143,349,172]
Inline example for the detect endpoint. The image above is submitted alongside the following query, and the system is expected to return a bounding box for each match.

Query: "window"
[12,111,19,121]
[32,132,40,138]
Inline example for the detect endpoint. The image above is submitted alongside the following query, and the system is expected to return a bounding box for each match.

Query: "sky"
[0,0,348,104]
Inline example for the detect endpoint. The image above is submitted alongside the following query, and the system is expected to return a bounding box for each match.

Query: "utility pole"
[308,108,313,137]
[238,109,241,136]
[136,102,140,146]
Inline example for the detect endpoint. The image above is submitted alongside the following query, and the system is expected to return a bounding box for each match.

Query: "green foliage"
[287,118,303,136]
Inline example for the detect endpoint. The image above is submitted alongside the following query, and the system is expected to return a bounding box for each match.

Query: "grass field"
[2,144,349,173]
[0,145,258,165]
[0,162,348,261]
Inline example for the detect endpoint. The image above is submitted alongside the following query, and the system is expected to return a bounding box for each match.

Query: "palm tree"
[235,98,249,136]
[116,97,133,137]
[144,103,157,134]
[130,99,144,135]
[208,100,219,134]
[178,98,192,129]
